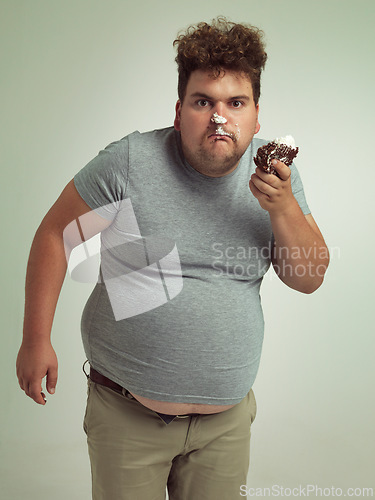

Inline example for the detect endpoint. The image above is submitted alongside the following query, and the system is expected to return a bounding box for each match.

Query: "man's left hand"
[249,160,296,215]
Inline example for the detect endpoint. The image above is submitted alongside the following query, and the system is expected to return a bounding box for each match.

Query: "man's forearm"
[22,224,68,344]
[270,201,329,293]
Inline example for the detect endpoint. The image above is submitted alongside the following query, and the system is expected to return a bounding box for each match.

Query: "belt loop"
[82,360,90,379]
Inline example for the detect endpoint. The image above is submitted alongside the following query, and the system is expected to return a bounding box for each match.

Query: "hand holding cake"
[250,135,299,214]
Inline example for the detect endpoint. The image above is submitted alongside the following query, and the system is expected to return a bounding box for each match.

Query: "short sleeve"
[74,137,130,220]
[290,162,310,215]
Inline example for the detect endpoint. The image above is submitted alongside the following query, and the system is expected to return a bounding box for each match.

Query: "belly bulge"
[129,390,237,415]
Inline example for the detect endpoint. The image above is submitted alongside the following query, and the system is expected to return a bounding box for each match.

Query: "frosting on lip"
[215,126,230,136]
[209,124,240,142]
[210,126,233,141]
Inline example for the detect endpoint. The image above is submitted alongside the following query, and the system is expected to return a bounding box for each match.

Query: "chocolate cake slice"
[254,135,299,175]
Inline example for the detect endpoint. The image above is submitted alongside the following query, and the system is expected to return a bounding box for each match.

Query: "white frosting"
[274,135,296,148]
[213,125,240,142]
[215,126,228,135]
[211,112,227,124]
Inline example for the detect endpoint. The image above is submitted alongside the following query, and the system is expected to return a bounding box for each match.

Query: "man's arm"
[249,160,329,293]
[16,180,111,405]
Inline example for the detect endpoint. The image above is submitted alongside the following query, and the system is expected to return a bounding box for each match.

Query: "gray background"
[1,0,374,498]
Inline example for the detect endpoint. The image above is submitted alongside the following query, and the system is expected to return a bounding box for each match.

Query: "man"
[16,18,329,500]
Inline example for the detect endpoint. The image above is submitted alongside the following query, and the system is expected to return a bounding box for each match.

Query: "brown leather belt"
[89,367,124,394]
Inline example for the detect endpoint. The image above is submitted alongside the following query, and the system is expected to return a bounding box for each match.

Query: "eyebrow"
[190,92,250,102]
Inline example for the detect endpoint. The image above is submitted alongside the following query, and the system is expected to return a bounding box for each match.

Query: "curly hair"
[174,17,267,104]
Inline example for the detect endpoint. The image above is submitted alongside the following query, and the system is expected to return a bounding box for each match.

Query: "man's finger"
[27,381,46,405]
[270,159,291,180]
[249,179,269,199]
[250,173,276,196]
[46,366,58,394]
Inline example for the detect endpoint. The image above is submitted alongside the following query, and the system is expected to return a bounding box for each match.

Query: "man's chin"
[191,152,242,177]
[182,141,245,176]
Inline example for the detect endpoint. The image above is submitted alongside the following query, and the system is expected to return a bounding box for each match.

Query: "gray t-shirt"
[73,127,310,405]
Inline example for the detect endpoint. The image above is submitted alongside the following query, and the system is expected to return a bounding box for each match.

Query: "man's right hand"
[16,341,58,405]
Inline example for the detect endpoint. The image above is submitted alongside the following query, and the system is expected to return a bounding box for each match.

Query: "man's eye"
[197,99,209,107]
[232,100,242,108]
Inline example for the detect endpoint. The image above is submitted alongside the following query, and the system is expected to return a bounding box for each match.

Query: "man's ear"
[254,104,261,134]
[174,100,181,131]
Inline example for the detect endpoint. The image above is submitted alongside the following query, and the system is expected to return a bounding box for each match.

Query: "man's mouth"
[209,126,235,141]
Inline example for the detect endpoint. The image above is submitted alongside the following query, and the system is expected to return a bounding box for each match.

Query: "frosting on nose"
[211,112,227,124]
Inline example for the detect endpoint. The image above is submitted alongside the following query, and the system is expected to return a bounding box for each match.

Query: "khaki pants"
[84,379,257,500]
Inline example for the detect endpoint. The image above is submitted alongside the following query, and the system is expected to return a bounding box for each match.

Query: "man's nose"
[210,110,228,125]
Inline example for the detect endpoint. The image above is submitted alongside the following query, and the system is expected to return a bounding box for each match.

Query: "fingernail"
[271,159,278,165]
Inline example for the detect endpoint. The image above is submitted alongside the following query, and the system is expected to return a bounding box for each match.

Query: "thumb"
[46,365,58,394]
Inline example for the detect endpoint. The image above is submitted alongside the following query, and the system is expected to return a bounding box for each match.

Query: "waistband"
[86,364,199,424]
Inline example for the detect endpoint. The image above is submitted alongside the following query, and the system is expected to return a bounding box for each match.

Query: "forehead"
[185,69,254,99]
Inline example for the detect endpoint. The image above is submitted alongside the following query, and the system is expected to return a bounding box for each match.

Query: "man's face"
[174,69,260,177]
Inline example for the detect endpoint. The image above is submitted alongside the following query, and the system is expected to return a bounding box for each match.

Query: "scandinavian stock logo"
[63,199,183,320]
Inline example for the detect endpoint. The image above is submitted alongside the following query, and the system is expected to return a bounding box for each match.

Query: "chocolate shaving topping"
[253,142,299,174]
